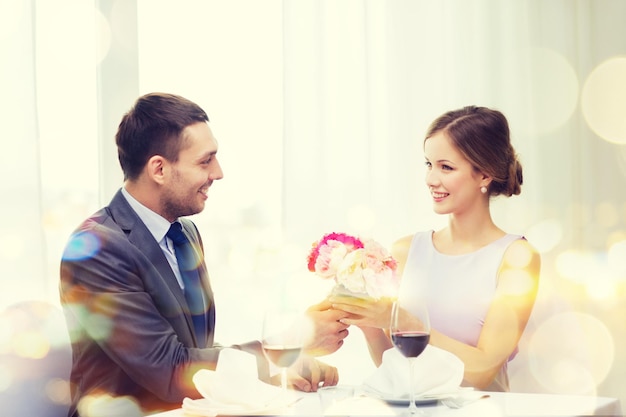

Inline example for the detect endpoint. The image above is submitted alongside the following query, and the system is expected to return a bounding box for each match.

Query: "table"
[149,390,622,416]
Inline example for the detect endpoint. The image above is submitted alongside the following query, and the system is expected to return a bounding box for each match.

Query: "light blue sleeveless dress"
[398,230,523,392]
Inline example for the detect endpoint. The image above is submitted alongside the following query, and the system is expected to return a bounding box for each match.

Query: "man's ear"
[146,155,167,185]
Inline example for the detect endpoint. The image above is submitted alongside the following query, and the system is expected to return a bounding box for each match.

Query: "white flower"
[308,232,399,299]
[363,267,396,298]
[314,240,348,279]
[336,249,367,293]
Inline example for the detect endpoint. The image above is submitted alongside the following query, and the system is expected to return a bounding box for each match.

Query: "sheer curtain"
[0,0,46,308]
[1,0,625,407]
[282,0,626,396]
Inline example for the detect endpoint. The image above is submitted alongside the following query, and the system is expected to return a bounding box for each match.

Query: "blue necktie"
[167,222,207,347]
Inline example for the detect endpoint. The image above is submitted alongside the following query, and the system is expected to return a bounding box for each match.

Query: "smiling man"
[59,93,342,417]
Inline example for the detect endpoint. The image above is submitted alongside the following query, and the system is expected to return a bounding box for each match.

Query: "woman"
[331,106,541,391]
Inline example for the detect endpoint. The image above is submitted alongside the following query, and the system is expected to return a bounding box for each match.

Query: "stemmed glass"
[261,309,304,391]
[390,299,431,416]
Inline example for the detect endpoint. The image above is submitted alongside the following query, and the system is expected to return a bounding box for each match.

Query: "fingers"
[293,357,320,392]
[327,307,351,322]
[306,299,333,312]
[319,363,339,387]
[290,374,313,392]
[320,361,339,388]
[307,358,323,390]
[331,315,350,331]
[291,358,338,392]
[330,301,363,315]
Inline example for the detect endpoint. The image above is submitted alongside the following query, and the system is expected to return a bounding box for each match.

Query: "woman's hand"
[329,295,395,329]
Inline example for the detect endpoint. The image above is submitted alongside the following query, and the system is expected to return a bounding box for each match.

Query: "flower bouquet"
[306,232,399,300]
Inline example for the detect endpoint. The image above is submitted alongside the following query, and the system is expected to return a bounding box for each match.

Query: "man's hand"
[271,355,338,392]
[303,300,350,356]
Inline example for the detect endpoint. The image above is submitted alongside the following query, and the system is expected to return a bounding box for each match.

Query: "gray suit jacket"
[60,189,268,416]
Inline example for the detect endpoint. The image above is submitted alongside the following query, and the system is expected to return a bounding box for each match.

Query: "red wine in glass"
[391,332,430,357]
[390,301,431,415]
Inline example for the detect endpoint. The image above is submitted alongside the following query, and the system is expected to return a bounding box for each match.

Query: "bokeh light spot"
[525,47,579,135]
[78,393,143,417]
[499,270,535,296]
[504,241,533,268]
[549,359,596,395]
[45,378,71,405]
[556,249,623,300]
[525,219,562,254]
[85,313,114,342]
[13,330,50,359]
[555,250,594,283]
[528,312,613,394]
[607,240,626,277]
[585,276,616,301]
[581,57,626,145]
[595,202,619,229]
[62,231,101,261]
[65,303,90,340]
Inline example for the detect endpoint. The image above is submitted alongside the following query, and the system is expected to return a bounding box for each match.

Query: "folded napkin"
[364,345,464,399]
[182,348,297,416]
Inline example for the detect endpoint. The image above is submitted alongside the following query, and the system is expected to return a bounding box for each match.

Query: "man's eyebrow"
[196,150,217,160]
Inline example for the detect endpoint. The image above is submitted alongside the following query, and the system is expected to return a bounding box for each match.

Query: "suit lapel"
[107,190,200,345]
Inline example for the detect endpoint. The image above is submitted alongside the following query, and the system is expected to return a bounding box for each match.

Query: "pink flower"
[307,232,398,299]
[314,240,348,279]
[307,232,364,272]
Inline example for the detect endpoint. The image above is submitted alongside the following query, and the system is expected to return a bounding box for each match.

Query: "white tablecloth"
[148,390,622,417]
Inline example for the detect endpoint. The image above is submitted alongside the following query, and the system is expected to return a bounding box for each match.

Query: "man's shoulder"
[73,190,137,235]
[73,206,118,234]
[63,207,127,257]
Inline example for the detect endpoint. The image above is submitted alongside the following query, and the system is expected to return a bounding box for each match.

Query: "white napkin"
[364,345,464,399]
[182,348,297,416]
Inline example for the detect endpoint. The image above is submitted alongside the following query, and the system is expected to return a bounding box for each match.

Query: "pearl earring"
[480,186,488,194]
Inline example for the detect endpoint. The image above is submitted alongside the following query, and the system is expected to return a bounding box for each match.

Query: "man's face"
[161,122,223,221]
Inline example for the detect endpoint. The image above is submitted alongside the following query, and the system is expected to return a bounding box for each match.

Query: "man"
[60,93,347,416]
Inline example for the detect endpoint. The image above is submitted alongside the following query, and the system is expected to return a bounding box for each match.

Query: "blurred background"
[1,0,625,414]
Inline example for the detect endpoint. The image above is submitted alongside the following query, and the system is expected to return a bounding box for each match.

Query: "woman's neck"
[434,211,504,254]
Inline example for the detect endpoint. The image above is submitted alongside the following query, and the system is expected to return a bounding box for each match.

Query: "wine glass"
[390,299,431,415]
[261,309,304,391]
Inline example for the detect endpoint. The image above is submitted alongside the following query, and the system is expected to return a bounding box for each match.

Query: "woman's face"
[423,131,486,216]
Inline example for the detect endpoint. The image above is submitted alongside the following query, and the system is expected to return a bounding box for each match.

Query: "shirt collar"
[121,187,174,243]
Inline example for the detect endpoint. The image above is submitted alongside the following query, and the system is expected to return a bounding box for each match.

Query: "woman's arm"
[430,238,541,389]
[333,237,541,389]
